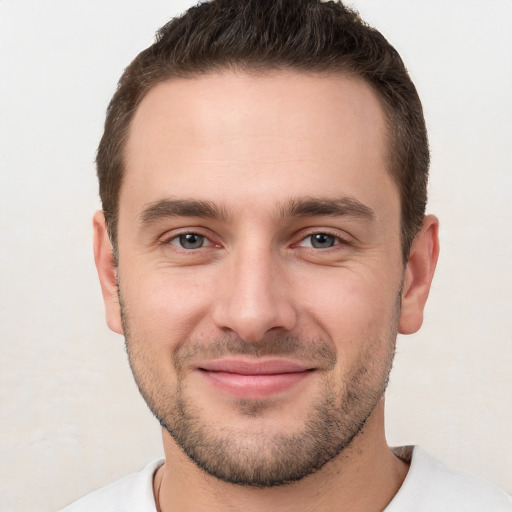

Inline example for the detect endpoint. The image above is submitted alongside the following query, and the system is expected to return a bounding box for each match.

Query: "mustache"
[172,335,337,371]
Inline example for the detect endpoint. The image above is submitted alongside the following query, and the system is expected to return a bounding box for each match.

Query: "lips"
[196,358,314,399]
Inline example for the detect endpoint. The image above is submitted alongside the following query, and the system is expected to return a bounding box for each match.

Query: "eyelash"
[161,229,350,251]
[293,230,350,250]
[161,230,216,250]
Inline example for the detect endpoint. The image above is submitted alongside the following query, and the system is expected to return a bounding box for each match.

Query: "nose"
[211,246,298,343]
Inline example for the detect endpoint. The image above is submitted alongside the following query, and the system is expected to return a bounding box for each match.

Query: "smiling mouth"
[197,359,315,399]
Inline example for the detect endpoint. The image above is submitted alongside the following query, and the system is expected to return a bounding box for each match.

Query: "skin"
[94,70,439,511]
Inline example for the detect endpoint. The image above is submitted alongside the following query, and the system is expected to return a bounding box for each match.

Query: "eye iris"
[179,233,204,249]
[311,233,335,248]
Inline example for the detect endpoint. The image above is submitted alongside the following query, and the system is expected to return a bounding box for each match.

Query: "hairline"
[108,65,412,263]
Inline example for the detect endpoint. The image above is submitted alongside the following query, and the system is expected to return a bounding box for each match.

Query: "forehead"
[121,70,394,219]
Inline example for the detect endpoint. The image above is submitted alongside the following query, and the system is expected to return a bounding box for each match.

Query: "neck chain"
[154,466,163,512]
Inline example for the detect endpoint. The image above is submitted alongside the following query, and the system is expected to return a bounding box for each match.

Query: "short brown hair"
[97,0,429,262]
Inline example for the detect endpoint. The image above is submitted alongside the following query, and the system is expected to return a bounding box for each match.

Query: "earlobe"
[93,211,123,334]
[398,215,440,335]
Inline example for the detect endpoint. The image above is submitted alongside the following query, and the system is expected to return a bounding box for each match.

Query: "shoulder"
[387,446,512,511]
[59,459,164,512]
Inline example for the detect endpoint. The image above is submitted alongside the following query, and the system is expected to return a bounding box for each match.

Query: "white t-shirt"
[60,446,512,511]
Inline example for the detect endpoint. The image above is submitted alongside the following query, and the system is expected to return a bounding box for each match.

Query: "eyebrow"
[276,196,375,221]
[138,195,375,227]
[138,198,228,226]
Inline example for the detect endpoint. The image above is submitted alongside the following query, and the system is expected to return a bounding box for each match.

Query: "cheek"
[296,265,401,350]
[302,276,399,392]
[119,265,215,347]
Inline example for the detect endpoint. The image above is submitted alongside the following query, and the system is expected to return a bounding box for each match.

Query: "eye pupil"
[311,233,335,248]
[179,233,204,249]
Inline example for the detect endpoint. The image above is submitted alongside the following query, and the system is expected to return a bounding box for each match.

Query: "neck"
[154,401,409,512]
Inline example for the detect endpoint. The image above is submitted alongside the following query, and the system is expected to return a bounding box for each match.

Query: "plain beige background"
[1,1,511,510]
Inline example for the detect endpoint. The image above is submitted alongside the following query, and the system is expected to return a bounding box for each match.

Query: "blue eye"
[173,233,205,249]
[309,233,336,248]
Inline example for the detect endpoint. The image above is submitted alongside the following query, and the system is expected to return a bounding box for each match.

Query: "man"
[61,0,511,510]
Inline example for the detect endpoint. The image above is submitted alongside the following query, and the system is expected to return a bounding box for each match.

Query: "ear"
[398,214,440,335]
[93,211,123,334]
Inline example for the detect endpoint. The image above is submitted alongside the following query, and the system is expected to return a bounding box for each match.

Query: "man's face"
[101,71,411,486]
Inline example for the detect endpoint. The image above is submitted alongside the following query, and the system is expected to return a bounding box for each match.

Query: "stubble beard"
[121,298,399,488]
